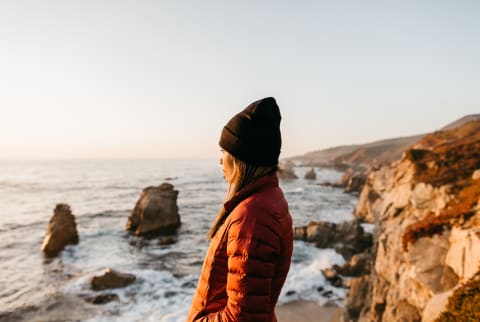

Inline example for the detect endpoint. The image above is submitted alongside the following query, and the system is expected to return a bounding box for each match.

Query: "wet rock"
[304,168,316,180]
[286,290,296,296]
[85,293,119,305]
[335,252,372,277]
[294,220,373,260]
[158,236,176,245]
[90,268,136,291]
[322,268,343,287]
[278,160,298,180]
[127,183,181,236]
[41,204,79,257]
[322,290,334,298]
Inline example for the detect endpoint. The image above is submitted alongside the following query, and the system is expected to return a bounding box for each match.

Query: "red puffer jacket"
[187,175,293,322]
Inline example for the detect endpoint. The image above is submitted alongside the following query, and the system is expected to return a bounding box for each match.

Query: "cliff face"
[347,121,480,322]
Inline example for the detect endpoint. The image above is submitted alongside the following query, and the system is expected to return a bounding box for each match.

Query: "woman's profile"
[187,97,294,322]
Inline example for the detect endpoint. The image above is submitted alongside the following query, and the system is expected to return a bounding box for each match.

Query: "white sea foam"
[278,241,346,305]
[62,268,196,322]
[361,223,375,234]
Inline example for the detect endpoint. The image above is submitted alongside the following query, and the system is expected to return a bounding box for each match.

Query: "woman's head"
[219,97,282,167]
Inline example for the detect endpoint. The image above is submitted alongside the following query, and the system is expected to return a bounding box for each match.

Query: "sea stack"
[126,183,181,236]
[304,167,316,180]
[90,268,136,291]
[41,203,79,257]
[278,160,298,180]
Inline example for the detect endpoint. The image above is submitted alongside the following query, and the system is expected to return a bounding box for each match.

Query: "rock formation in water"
[304,167,316,180]
[325,169,367,194]
[126,183,181,236]
[294,220,372,260]
[41,203,79,257]
[90,268,136,291]
[277,160,298,180]
[344,120,480,322]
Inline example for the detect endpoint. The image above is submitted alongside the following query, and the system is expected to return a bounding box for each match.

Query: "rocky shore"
[344,119,480,321]
[290,115,480,321]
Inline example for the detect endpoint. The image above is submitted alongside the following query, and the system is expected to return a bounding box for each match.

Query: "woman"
[187,97,293,322]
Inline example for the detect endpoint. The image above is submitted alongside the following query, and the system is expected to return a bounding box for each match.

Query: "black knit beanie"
[219,97,282,166]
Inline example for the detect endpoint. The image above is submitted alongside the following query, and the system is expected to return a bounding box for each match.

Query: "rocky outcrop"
[319,168,367,194]
[90,268,136,291]
[126,183,181,236]
[344,172,367,194]
[304,168,316,180]
[334,252,372,277]
[41,204,79,257]
[344,120,480,322]
[278,160,298,180]
[294,220,372,260]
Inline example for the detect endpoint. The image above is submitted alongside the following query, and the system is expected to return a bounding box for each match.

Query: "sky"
[1,1,479,159]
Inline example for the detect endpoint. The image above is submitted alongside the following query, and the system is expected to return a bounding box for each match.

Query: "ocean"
[0,159,357,321]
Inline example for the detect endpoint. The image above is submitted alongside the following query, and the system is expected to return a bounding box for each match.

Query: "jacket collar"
[223,174,279,213]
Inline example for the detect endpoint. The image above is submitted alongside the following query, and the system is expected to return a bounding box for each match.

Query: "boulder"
[90,268,136,291]
[322,268,343,287]
[278,160,298,180]
[41,204,79,257]
[304,168,316,180]
[294,220,373,260]
[127,183,181,236]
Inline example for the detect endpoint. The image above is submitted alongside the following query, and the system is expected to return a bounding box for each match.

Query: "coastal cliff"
[345,120,480,321]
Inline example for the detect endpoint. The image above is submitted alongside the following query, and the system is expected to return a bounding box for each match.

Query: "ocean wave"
[278,243,346,306]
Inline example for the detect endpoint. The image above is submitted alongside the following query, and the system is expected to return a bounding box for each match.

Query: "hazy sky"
[1,1,479,159]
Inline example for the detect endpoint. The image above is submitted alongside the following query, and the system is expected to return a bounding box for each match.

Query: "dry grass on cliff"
[415,120,480,150]
[401,122,480,250]
[435,272,480,322]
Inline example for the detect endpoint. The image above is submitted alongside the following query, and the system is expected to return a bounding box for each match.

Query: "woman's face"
[219,149,234,183]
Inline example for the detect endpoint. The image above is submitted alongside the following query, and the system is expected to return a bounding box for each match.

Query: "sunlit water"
[0,159,356,321]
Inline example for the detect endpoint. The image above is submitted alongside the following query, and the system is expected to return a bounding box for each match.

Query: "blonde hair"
[207,153,277,239]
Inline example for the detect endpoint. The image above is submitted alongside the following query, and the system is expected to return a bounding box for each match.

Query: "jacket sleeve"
[195,212,281,322]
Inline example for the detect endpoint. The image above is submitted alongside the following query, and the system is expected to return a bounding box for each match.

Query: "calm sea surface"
[0,159,357,321]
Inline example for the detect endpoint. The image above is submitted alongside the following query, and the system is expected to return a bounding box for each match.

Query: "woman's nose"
[219,156,223,165]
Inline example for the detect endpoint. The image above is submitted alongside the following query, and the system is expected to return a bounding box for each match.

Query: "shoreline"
[276,300,343,322]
